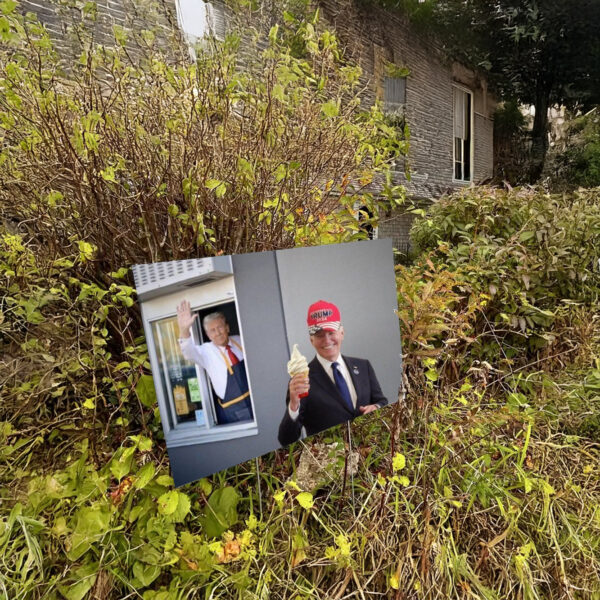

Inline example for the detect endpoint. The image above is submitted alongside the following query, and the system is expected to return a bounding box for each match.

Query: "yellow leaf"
[296,492,314,510]
[392,452,406,471]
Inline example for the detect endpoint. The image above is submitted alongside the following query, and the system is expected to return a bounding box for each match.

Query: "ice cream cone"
[288,344,309,399]
[295,369,309,398]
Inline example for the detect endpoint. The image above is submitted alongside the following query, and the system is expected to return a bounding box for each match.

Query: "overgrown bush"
[0,3,406,273]
[410,186,600,363]
[0,0,405,466]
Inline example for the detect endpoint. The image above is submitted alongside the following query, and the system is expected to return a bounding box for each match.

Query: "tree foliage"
[553,108,600,189]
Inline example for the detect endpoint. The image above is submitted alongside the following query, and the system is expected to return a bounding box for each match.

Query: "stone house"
[19,0,495,252]
[314,0,495,249]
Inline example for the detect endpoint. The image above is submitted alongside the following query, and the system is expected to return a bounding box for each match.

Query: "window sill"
[165,421,259,448]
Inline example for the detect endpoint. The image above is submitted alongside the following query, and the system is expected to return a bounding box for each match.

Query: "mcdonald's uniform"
[178,335,253,425]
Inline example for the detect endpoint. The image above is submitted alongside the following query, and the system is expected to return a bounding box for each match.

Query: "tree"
[376,0,600,181]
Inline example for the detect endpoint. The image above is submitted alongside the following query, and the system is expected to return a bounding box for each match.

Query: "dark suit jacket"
[278,355,387,446]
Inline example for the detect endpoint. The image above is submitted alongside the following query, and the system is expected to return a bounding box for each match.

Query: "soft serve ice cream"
[287,344,309,398]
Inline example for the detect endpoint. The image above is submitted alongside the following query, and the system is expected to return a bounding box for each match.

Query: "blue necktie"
[332,361,353,412]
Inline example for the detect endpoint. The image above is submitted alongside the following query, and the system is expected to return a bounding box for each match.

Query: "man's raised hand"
[176,300,197,338]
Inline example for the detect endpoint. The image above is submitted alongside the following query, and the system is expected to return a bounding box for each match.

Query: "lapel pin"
[353,366,359,375]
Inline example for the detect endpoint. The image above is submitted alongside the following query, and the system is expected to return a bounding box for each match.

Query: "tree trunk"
[529,90,550,182]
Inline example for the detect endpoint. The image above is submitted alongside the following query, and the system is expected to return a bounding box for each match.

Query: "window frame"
[143,276,258,448]
[383,75,407,115]
[452,84,474,184]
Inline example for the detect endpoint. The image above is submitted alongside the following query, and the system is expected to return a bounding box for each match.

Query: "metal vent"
[132,257,233,301]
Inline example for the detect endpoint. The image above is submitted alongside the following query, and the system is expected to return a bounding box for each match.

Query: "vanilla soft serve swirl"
[287,344,308,375]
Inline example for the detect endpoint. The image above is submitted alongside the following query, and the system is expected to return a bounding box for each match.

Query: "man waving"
[177,300,253,425]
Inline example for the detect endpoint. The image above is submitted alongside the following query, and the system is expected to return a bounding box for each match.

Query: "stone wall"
[318,0,495,197]
[317,0,495,250]
[19,0,182,64]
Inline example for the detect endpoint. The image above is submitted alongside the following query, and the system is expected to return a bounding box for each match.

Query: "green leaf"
[167,491,191,523]
[110,448,134,480]
[156,475,173,487]
[295,492,314,510]
[133,561,161,587]
[205,179,227,198]
[157,491,179,516]
[136,375,157,408]
[392,452,406,471]
[199,486,239,538]
[268,24,279,45]
[82,398,95,410]
[58,562,98,600]
[272,83,285,101]
[321,100,339,118]
[199,478,212,496]
[519,230,535,242]
[67,507,111,560]
[425,369,438,382]
[1,1,18,15]
[77,240,96,262]
[273,164,287,183]
[100,166,116,182]
[134,463,155,490]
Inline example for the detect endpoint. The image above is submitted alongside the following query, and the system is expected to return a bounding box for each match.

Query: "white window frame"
[452,84,474,183]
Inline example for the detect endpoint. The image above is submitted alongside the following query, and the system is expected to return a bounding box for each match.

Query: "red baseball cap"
[307,300,341,335]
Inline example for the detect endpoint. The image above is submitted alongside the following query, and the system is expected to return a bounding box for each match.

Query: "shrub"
[411,186,600,361]
[0,3,406,277]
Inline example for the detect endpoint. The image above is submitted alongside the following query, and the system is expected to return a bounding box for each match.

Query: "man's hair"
[202,311,227,329]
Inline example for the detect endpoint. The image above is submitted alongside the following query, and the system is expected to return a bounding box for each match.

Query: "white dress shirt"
[179,335,244,400]
[288,353,357,420]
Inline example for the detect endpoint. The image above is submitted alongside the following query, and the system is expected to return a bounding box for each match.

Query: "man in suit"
[278,300,387,446]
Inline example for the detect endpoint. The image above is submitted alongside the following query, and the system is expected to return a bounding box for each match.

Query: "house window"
[175,0,226,47]
[383,76,406,114]
[453,86,473,182]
